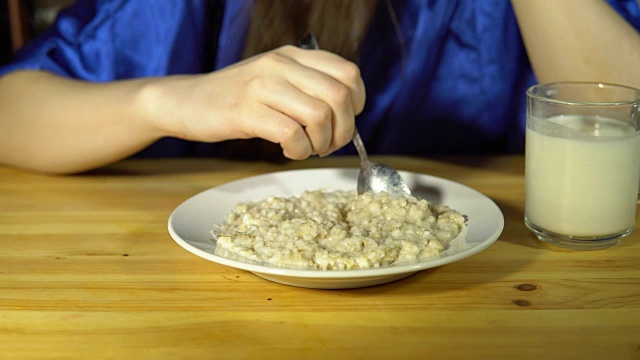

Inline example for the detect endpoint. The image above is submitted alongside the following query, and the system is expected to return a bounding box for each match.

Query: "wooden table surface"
[1,155,638,359]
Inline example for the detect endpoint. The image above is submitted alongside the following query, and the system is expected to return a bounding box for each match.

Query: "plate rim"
[168,168,504,279]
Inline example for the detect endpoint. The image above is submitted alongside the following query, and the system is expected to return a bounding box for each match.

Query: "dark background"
[1,0,74,66]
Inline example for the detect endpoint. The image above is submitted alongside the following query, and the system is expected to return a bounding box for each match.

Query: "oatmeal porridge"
[211,190,466,270]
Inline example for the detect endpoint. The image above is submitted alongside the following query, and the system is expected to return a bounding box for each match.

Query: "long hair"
[243,0,379,61]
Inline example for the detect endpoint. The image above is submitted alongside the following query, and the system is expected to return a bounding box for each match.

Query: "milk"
[525,115,640,237]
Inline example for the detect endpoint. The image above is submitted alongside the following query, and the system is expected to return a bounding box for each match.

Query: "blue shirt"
[3,0,640,157]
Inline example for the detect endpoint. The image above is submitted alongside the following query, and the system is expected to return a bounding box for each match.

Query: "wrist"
[134,77,181,140]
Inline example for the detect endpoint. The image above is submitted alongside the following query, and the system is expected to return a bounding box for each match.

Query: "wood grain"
[1,156,638,359]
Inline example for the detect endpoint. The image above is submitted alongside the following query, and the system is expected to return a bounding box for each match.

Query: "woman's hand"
[0,46,365,174]
[144,45,366,159]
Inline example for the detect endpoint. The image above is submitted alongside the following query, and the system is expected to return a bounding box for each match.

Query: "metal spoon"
[299,33,411,197]
[351,130,411,196]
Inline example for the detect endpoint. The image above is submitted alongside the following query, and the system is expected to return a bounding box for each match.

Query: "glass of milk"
[525,82,640,250]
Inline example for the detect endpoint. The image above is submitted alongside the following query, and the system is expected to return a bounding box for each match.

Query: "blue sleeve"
[0,0,211,81]
[607,0,640,29]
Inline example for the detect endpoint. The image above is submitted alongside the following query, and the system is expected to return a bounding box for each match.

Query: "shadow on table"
[81,157,361,177]
[492,199,543,249]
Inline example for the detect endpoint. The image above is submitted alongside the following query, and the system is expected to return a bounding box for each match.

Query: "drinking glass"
[524,82,640,250]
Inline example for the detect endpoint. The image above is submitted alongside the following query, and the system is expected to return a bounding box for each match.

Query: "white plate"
[168,168,504,289]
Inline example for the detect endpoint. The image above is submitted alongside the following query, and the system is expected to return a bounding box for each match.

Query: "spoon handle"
[299,33,319,50]
[352,128,369,164]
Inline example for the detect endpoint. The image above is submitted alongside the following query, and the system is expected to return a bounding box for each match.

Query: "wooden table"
[1,155,638,359]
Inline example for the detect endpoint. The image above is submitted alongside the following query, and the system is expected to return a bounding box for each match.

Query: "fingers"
[239,102,313,160]
[279,45,366,115]
[249,47,364,156]
[282,62,356,154]
[181,46,366,160]
[234,47,365,159]
[239,81,340,159]
[254,64,355,155]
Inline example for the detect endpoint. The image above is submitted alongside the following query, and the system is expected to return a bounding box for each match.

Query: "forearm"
[511,0,640,87]
[0,71,162,174]
[0,46,365,174]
